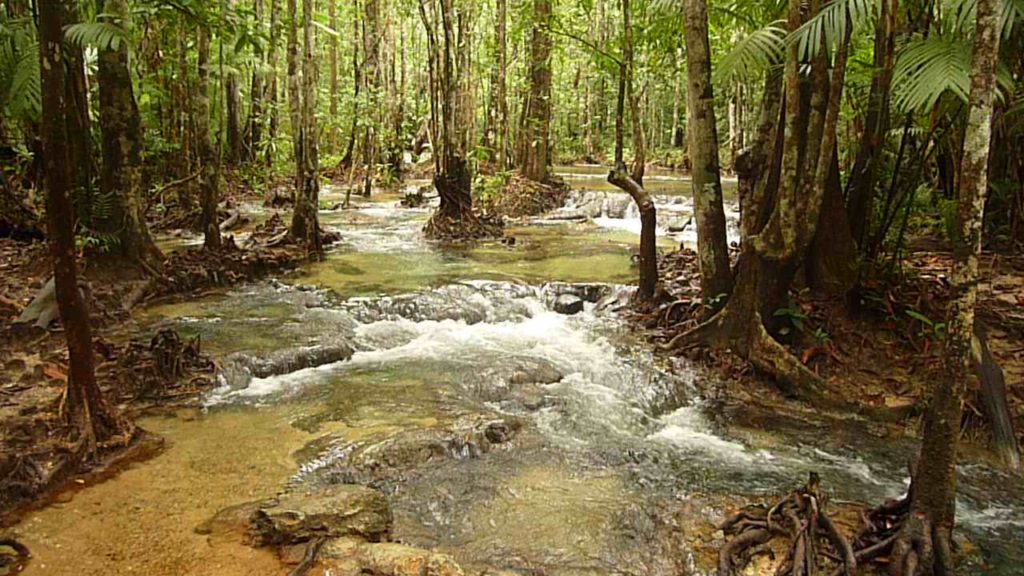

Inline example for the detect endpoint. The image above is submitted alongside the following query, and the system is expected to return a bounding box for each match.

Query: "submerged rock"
[249,484,392,546]
[553,294,584,315]
[297,417,523,488]
[314,539,465,576]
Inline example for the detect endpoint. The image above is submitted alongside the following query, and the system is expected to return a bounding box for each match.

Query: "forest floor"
[0,180,321,522]
[642,242,1024,469]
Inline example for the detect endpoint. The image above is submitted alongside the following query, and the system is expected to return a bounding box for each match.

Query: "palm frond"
[892,36,970,112]
[788,0,877,60]
[4,40,41,122]
[716,23,786,83]
[64,20,129,51]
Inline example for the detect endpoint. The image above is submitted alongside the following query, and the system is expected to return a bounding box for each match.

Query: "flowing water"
[11,169,1024,575]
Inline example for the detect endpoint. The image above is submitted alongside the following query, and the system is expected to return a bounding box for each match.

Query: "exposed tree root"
[288,536,326,576]
[718,473,856,576]
[423,209,504,241]
[666,308,826,404]
[844,480,956,576]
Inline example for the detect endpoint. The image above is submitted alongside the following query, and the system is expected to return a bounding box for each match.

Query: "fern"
[5,40,41,121]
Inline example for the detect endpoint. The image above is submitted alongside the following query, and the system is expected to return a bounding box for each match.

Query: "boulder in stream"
[553,294,584,315]
[249,484,392,546]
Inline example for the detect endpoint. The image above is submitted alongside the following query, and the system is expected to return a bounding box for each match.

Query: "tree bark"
[96,0,163,268]
[845,0,896,247]
[197,27,222,249]
[608,0,657,303]
[39,0,128,455]
[519,0,552,182]
[289,0,322,255]
[897,1,1002,572]
[328,0,339,152]
[683,0,732,304]
[247,0,266,163]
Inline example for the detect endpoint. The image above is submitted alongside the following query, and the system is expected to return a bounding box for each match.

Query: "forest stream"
[10,171,1024,575]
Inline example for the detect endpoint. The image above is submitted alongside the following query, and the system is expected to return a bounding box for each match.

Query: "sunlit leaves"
[789,0,876,60]
[65,20,129,51]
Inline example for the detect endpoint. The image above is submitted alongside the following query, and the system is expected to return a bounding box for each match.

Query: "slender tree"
[682,0,732,304]
[38,0,130,456]
[608,0,657,302]
[887,1,1003,573]
[197,25,222,249]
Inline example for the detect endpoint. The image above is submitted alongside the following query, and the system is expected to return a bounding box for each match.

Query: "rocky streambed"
[9,182,1024,575]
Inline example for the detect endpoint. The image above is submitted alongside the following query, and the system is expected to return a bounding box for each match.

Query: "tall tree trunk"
[197,27,222,248]
[288,0,322,254]
[96,0,163,268]
[889,1,1003,573]
[609,0,657,303]
[265,0,280,167]
[672,0,849,404]
[247,0,265,163]
[362,0,381,196]
[845,0,896,247]
[61,1,94,223]
[328,0,339,152]
[340,13,361,169]
[682,0,732,304]
[38,0,129,456]
[519,0,552,182]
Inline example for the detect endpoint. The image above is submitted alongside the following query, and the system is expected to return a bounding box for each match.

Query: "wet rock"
[220,343,355,390]
[249,484,392,546]
[297,417,523,487]
[553,294,584,315]
[315,540,465,576]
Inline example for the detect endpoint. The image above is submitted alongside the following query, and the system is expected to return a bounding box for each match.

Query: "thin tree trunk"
[265,0,280,167]
[683,0,732,303]
[247,0,265,163]
[896,1,1003,573]
[329,0,339,152]
[39,0,128,455]
[609,0,657,303]
[846,0,896,246]
[197,27,222,248]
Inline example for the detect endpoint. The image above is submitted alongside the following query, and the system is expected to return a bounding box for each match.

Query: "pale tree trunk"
[609,0,657,303]
[247,0,265,163]
[519,0,552,182]
[225,0,243,165]
[362,0,381,196]
[265,0,280,167]
[329,0,339,152]
[96,0,163,269]
[682,0,732,303]
[418,0,494,238]
[888,1,1003,573]
[39,0,130,457]
[197,27,222,249]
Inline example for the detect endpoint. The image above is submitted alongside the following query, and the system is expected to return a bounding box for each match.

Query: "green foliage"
[773,306,808,336]
[789,0,876,60]
[65,20,129,51]
[474,171,511,204]
[0,16,41,122]
[716,24,786,83]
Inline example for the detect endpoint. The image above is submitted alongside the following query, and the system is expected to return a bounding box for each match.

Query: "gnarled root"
[718,473,855,576]
[846,486,955,576]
